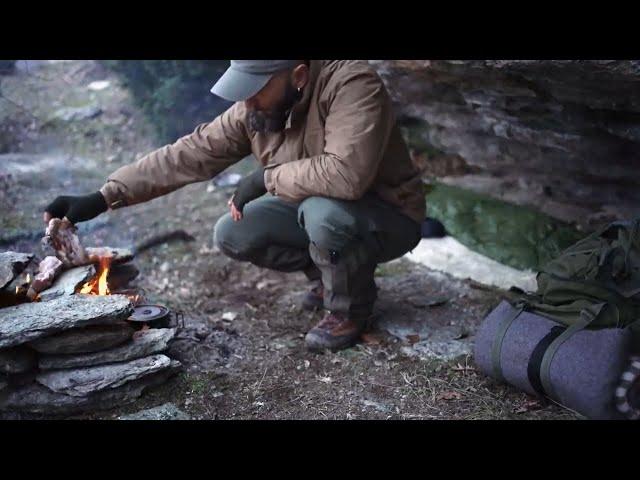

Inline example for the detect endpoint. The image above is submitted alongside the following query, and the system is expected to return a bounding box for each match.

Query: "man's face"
[245,69,302,134]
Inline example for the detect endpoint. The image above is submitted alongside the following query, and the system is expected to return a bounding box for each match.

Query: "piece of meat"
[27,256,64,300]
[42,218,88,267]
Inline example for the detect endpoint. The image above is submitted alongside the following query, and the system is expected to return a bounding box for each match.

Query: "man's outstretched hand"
[44,191,108,225]
[228,168,267,221]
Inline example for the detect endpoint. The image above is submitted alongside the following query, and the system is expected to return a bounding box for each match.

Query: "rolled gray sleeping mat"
[474,300,634,420]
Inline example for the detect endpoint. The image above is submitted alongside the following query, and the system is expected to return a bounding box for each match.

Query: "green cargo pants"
[213,193,421,317]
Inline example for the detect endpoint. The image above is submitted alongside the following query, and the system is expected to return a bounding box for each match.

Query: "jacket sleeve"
[100,102,252,208]
[264,69,394,202]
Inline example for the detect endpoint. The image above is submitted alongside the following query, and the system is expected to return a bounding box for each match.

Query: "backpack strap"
[527,326,566,396]
[539,303,607,399]
[491,303,525,383]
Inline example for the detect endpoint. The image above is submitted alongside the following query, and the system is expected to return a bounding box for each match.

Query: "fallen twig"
[134,230,196,255]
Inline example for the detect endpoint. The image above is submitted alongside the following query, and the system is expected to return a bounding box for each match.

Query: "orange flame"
[79,257,112,295]
[98,259,110,295]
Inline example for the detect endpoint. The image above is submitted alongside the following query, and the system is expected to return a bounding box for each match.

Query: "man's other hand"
[229,168,267,221]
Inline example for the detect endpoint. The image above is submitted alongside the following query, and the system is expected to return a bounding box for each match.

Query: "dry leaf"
[406,334,420,344]
[514,399,542,414]
[361,332,382,345]
[437,390,462,401]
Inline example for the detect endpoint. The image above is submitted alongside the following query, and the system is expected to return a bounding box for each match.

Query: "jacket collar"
[286,60,322,129]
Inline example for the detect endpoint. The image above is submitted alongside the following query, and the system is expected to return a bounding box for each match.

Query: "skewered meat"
[27,256,64,300]
[42,218,88,267]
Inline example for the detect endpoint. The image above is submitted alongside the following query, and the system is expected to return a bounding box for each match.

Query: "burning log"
[85,247,134,266]
[78,257,111,296]
[14,274,31,298]
[76,256,146,307]
[106,263,139,292]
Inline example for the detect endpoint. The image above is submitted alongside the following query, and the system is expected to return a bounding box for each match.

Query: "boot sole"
[304,331,359,353]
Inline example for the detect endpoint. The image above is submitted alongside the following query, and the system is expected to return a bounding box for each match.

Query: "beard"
[248,82,303,134]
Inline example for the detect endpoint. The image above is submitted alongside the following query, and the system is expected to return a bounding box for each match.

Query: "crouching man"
[43,60,426,352]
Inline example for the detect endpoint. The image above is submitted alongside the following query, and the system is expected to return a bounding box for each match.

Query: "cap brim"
[210,67,273,102]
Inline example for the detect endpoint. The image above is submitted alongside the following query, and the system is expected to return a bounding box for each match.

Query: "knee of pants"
[298,197,359,253]
[213,213,256,260]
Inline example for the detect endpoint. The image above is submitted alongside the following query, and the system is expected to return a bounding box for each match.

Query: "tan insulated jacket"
[100,60,426,223]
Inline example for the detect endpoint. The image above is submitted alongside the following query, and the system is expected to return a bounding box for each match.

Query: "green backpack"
[517,218,640,340]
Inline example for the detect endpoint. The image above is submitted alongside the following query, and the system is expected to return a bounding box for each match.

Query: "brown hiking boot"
[305,311,368,352]
[301,280,324,311]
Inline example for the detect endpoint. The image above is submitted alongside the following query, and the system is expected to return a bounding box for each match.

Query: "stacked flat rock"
[37,264,95,302]
[0,252,33,290]
[0,362,182,414]
[39,328,177,370]
[0,249,182,416]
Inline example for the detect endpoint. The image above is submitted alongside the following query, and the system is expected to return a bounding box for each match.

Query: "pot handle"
[172,310,185,329]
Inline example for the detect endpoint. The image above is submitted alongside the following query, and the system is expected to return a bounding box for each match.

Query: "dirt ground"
[0,60,578,420]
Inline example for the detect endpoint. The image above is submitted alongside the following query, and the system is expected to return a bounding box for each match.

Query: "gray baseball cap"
[210,60,301,102]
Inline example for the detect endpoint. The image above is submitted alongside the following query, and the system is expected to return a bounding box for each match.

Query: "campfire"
[75,255,143,306]
[15,274,30,296]
[0,231,184,416]
[79,257,111,296]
